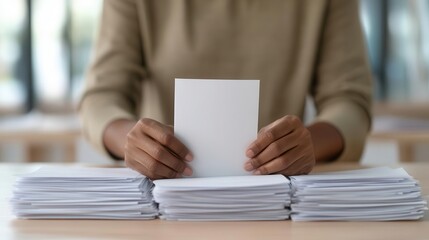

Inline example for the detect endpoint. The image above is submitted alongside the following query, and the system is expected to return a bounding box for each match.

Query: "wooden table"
[0,114,81,162]
[369,116,429,162]
[1,163,428,240]
[370,131,429,163]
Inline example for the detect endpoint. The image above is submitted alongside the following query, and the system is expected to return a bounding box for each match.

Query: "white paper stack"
[152,174,291,221]
[11,166,158,219]
[290,167,428,221]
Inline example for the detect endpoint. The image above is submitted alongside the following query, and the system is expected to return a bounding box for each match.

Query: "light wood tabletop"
[1,163,428,240]
[0,114,81,162]
[369,116,429,162]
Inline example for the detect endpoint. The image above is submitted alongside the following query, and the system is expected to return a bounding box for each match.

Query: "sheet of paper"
[291,167,411,181]
[18,166,143,179]
[153,174,288,189]
[174,79,259,177]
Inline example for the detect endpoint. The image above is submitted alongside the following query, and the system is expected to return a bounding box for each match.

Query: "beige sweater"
[80,0,372,162]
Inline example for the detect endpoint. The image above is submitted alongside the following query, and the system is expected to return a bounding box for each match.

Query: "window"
[360,0,429,102]
[0,0,428,115]
[0,0,26,114]
[0,0,102,114]
[33,0,102,111]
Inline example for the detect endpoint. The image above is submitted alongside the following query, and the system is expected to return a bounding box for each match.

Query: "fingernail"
[244,161,254,171]
[183,167,193,176]
[253,170,261,175]
[246,149,255,158]
[185,153,193,162]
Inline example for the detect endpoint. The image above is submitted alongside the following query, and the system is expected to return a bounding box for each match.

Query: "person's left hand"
[244,115,315,176]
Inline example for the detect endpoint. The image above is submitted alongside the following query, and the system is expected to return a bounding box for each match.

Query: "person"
[79,0,372,180]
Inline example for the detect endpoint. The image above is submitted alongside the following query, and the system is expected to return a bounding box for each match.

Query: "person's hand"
[244,115,315,176]
[124,118,193,180]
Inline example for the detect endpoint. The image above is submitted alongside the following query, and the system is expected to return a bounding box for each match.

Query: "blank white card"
[174,79,259,177]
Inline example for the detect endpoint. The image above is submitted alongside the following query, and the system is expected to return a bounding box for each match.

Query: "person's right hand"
[124,118,193,180]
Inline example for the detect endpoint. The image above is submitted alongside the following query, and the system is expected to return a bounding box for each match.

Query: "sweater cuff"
[79,94,137,159]
[313,101,371,163]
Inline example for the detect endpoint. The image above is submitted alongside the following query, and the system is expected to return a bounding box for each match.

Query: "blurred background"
[0,0,428,164]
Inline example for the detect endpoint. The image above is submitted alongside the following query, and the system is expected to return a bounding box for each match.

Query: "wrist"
[307,122,344,163]
[103,119,137,159]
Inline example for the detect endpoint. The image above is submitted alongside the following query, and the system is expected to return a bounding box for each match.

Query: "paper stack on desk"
[11,167,158,219]
[153,175,291,221]
[10,166,427,221]
[290,167,428,221]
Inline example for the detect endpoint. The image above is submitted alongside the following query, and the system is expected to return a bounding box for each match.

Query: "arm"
[311,0,372,163]
[79,0,144,156]
[307,121,344,163]
[102,119,136,159]
[244,0,372,175]
[79,0,193,179]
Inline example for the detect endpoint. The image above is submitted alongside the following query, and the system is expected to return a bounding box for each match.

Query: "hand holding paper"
[244,115,315,176]
[124,118,193,180]
[125,78,314,179]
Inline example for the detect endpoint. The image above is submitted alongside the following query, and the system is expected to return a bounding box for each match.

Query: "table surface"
[0,113,81,143]
[1,163,429,240]
[370,116,429,142]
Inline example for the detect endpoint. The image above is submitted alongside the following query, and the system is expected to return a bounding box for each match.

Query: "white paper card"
[174,79,259,177]
[154,174,288,189]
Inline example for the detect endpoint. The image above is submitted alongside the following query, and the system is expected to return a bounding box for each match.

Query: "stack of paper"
[11,166,427,221]
[152,174,291,221]
[290,167,428,221]
[11,166,158,219]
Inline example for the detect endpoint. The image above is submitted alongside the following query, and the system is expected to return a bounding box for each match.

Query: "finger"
[279,154,314,176]
[166,125,174,133]
[253,143,310,175]
[127,146,187,179]
[136,150,184,179]
[124,154,163,180]
[295,150,316,175]
[131,133,189,174]
[246,116,301,158]
[294,162,314,175]
[244,130,301,171]
[138,119,193,161]
[252,153,299,175]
